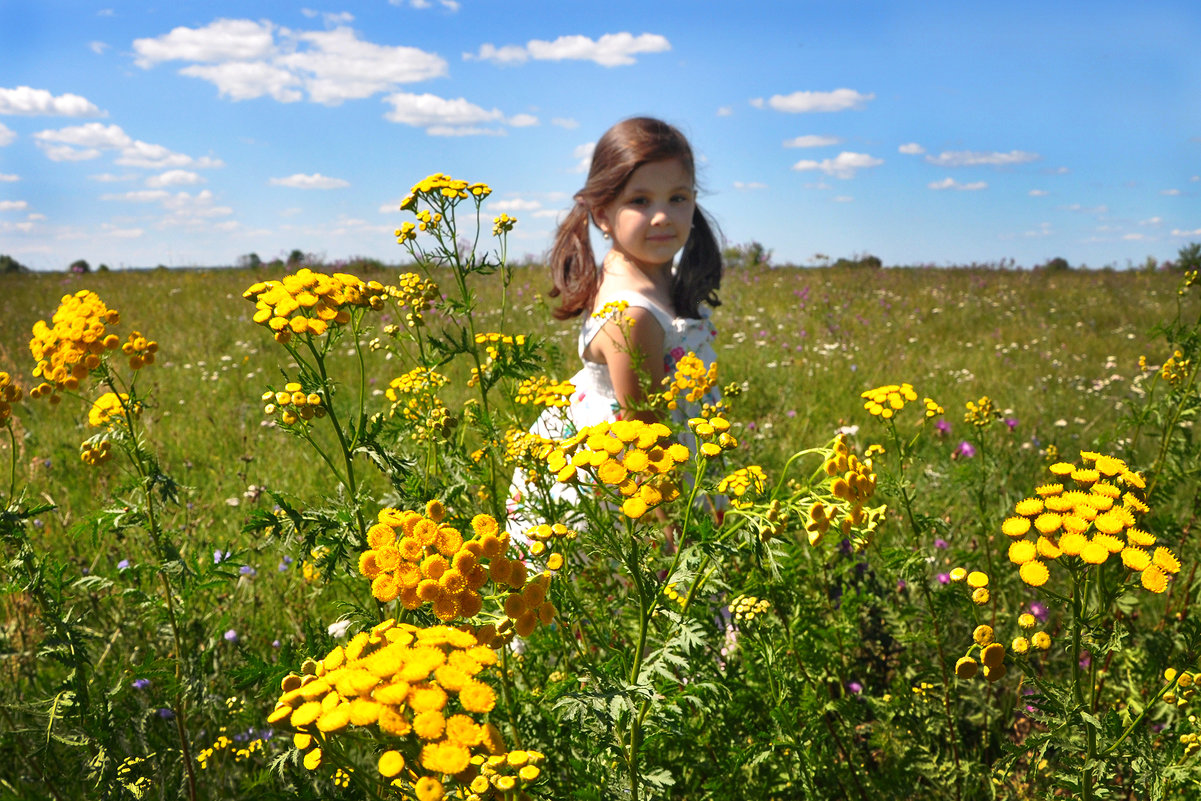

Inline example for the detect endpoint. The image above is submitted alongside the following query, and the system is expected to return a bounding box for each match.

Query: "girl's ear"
[591,204,611,237]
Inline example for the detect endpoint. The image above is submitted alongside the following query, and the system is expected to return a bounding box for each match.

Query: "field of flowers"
[1,176,1199,801]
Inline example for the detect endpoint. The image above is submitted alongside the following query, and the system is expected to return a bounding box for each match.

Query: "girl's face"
[595,158,695,272]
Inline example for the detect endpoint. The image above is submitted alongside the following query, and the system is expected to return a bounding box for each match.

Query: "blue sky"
[1,0,1198,271]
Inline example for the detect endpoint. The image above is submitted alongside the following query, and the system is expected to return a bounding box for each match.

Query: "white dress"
[506,290,720,537]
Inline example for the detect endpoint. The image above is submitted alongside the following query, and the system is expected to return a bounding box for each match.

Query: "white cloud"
[508,113,539,127]
[733,181,767,190]
[34,124,224,170]
[1123,233,1147,241]
[898,143,925,155]
[159,190,234,226]
[833,196,854,203]
[926,150,1039,167]
[146,170,204,188]
[391,0,460,9]
[1171,228,1201,236]
[572,141,596,173]
[1028,189,1048,197]
[488,198,542,212]
[716,106,733,117]
[426,125,506,137]
[551,117,578,129]
[40,144,102,162]
[468,33,671,68]
[928,177,987,191]
[791,151,882,179]
[0,200,28,211]
[1062,203,1109,215]
[35,122,131,148]
[1192,175,1199,182]
[383,92,505,132]
[116,141,224,169]
[1161,188,1182,196]
[90,41,109,55]
[180,62,302,102]
[1140,216,1162,226]
[133,19,276,68]
[269,173,350,189]
[0,122,14,146]
[101,224,144,239]
[0,173,17,182]
[135,19,446,106]
[88,173,137,182]
[752,89,874,113]
[784,135,841,148]
[101,190,171,202]
[0,86,104,117]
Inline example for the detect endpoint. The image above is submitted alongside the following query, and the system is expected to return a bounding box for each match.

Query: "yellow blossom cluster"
[519,522,576,561]
[1164,668,1198,712]
[949,567,992,605]
[400,174,491,212]
[114,756,152,796]
[689,415,738,458]
[805,435,881,548]
[964,396,999,427]
[465,749,546,799]
[1009,611,1052,658]
[29,290,122,400]
[243,269,386,344]
[923,397,945,418]
[591,299,631,322]
[1001,451,1179,593]
[729,594,771,624]
[357,503,559,641]
[717,465,768,509]
[120,331,158,370]
[268,620,517,796]
[387,369,450,419]
[468,333,528,388]
[0,372,23,422]
[1161,349,1192,387]
[196,733,265,770]
[544,419,689,520]
[861,383,917,419]
[87,392,138,429]
[386,273,440,328]
[955,624,1007,682]
[498,428,556,468]
[80,440,113,466]
[659,353,719,412]
[262,383,326,426]
[491,213,517,237]
[514,376,576,408]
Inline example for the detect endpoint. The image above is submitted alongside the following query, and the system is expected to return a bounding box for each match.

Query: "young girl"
[507,117,723,535]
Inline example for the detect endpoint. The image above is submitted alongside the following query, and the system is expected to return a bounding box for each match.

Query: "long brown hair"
[548,117,722,320]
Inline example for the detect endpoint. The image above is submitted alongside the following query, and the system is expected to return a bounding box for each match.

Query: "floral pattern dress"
[506,290,720,538]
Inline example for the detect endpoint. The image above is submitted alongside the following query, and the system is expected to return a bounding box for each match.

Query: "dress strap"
[579,291,676,356]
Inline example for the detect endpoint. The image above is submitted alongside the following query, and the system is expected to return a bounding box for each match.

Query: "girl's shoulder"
[590,288,676,329]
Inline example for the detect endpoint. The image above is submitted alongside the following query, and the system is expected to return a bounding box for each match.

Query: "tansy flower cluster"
[1000,451,1178,593]
[861,383,917,419]
[114,756,152,797]
[0,372,23,422]
[120,331,158,370]
[729,595,771,625]
[386,369,450,421]
[544,419,689,520]
[497,428,556,468]
[804,435,882,549]
[268,620,516,798]
[717,465,768,509]
[689,415,738,458]
[659,353,719,412]
[385,272,440,329]
[195,733,265,771]
[467,748,547,798]
[87,392,138,429]
[262,383,326,426]
[514,376,576,409]
[1009,612,1053,660]
[1160,349,1193,387]
[29,290,122,400]
[243,269,386,344]
[964,396,999,427]
[468,333,529,388]
[400,174,491,211]
[949,567,993,605]
[491,213,517,237]
[591,298,631,322]
[954,624,1008,683]
[1164,668,1198,712]
[80,440,113,466]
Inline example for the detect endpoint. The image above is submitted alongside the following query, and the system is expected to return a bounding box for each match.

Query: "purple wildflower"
[1004,417,1019,431]
[934,419,951,436]
[224,629,239,643]
[132,678,150,690]
[954,441,977,459]
[1029,602,1048,622]
[937,572,951,584]
[934,538,949,550]
[157,708,175,719]
[846,681,863,695]
[118,559,130,570]
[239,565,257,577]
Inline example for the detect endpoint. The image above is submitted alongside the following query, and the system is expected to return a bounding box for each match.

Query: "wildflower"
[1018,613,1036,630]
[28,290,123,399]
[132,678,150,690]
[1019,560,1049,587]
[861,382,918,419]
[224,630,239,643]
[1031,631,1051,650]
[949,567,967,582]
[973,625,994,646]
[955,657,978,679]
[966,571,989,589]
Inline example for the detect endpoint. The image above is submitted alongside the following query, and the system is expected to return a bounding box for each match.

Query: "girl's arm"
[590,307,667,422]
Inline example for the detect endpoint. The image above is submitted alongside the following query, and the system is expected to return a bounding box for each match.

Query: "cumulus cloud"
[101,190,171,203]
[925,150,1040,167]
[1161,188,1182,196]
[269,173,350,189]
[791,151,882,179]
[383,92,505,134]
[784,135,841,148]
[488,198,542,212]
[751,89,874,113]
[90,41,109,55]
[1172,228,1201,237]
[0,173,18,182]
[507,113,539,127]
[733,181,767,190]
[716,106,733,117]
[551,117,578,129]
[0,122,14,146]
[0,86,104,117]
[467,33,670,67]
[0,200,29,211]
[572,141,596,173]
[133,19,447,106]
[898,143,925,155]
[34,122,224,169]
[1028,189,1048,197]
[928,177,987,191]
[146,170,204,188]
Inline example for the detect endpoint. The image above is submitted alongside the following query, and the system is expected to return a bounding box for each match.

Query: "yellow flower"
[1080,540,1109,565]
[971,587,990,605]
[966,571,989,589]
[1058,532,1087,556]
[1154,547,1181,574]
[955,657,978,679]
[1034,513,1062,535]
[1031,631,1051,650]
[949,567,967,583]
[1014,498,1044,517]
[1011,636,1030,655]
[1002,517,1032,538]
[972,625,994,646]
[1019,560,1049,587]
[1035,536,1061,560]
[415,776,444,801]
[981,643,1005,669]
[1121,547,1151,571]
[1141,564,1169,593]
[1008,540,1037,565]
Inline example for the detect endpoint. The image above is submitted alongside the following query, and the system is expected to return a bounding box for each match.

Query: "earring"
[602,231,610,240]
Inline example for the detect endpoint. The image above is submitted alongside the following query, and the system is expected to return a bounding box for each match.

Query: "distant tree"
[722,241,773,270]
[238,252,263,270]
[287,249,306,267]
[69,259,90,274]
[0,254,28,273]
[832,253,883,270]
[1177,242,1201,273]
[1038,256,1071,272]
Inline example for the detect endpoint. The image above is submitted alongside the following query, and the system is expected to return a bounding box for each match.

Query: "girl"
[507,117,723,535]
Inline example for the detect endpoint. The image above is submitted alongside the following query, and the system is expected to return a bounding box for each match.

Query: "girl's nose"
[650,208,671,225]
